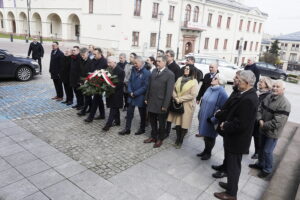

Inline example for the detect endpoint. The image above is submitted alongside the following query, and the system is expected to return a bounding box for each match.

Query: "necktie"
[157,70,160,76]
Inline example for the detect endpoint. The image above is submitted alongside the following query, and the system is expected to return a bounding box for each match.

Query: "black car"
[256,62,287,80]
[0,49,40,81]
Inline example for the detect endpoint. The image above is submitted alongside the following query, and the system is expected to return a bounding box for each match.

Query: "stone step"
[262,122,300,200]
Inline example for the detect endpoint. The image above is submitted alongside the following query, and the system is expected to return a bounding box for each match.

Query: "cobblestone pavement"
[2,39,299,199]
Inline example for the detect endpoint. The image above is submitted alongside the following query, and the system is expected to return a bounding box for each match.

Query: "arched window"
[193,6,199,22]
[185,4,191,22]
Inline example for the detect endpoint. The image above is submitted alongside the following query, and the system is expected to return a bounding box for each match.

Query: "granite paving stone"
[0,179,38,200]
[0,158,11,172]
[15,159,50,177]
[0,143,25,157]
[3,150,37,167]
[0,168,24,188]
[54,160,87,178]
[28,168,65,190]
[22,192,50,200]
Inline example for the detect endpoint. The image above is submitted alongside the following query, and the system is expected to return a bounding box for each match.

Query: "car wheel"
[16,66,33,81]
[279,74,286,81]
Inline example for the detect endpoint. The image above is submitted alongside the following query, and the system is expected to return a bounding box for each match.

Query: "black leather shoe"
[212,165,224,171]
[135,129,145,135]
[251,153,259,159]
[258,171,270,178]
[212,171,227,179]
[61,101,68,104]
[102,125,110,131]
[112,122,120,126]
[84,118,93,123]
[119,129,130,135]
[72,105,79,109]
[94,115,105,120]
[76,106,84,110]
[197,151,206,157]
[77,111,86,116]
[66,101,73,106]
[201,153,211,160]
[219,182,228,190]
[249,163,262,170]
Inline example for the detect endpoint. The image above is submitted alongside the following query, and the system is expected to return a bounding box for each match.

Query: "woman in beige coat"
[167,65,198,148]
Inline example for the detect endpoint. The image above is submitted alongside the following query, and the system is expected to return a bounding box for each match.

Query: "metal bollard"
[10,34,13,42]
[25,35,29,43]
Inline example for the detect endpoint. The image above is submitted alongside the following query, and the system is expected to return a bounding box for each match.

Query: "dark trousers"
[125,104,146,131]
[253,135,261,154]
[82,95,92,112]
[53,78,63,98]
[106,108,120,126]
[148,112,167,141]
[123,93,129,108]
[204,137,216,155]
[63,82,73,102]
[226,151,242,197]
[73,85,84,106]
[88,94,105,119]
[33,57,42,73]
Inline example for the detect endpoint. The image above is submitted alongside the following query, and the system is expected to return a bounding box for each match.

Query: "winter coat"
[117,61,128,70]
[257,94,291,139]
[79,58,93,83]
[127,66,151,107]
[59,55,71,84]
[244,63,260,89]
[167,77,198,129]
[106,66,125,108]
[69,54,82,87]
[167,61,181,81]
[49,49,64,79]
[145,68,175,114]
[27,42,44,59]
[198,86,228,138]
[196,71,219,101]
[90,57,108,71]
[221,88,259,154]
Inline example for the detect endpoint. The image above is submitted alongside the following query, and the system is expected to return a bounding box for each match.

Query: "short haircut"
[215,73,227,86]
[119,53,126,58]
[187,56,195,62]
[53,41,59,45]
[165,50,175,57]
[236,70,242,75]
[73,46,80,50]
[130,52,137,57]
[88,44,95,49]
[157,55,167,63]
[94,47,102,54]
[209,63,218,68]
[107,56,118,63]
[135,56,145,65]
[240,70,256,87]
[80,47,88,54]
[260,76,273,90]
[158,49,165,55]
[273,80,286,89]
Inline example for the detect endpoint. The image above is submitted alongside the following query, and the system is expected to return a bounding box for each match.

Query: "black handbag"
[169,98,184,114]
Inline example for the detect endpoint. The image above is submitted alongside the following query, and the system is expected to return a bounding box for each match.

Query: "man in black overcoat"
[102,56,125,131]
[84,48,108,122]
[69,46,84,109]
[244,58,260,89]
[27,37,44,74]
[60,49,73,105]
[214,70,259,200]
[49,42,64,101]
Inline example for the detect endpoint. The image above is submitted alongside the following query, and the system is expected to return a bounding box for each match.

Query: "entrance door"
[12,20,16,33]
[185,42,193,55]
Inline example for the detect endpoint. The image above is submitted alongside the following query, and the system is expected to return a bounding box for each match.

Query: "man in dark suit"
[144,56,175,148]
[244,58,260,89]
[69,46,83,109]
[77,48,93,116]
[214,70,259,200]
[60,49,73,105]
[119,56,151,136]
[49,42,64,101]
[103,56,125,131]
[27,37,44,74]
[84,48,108,122]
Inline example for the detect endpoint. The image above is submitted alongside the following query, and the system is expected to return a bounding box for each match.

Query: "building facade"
[272,32,300,71]
[0,0,267,64]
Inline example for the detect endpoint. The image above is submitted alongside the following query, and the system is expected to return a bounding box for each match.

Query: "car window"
[267,64,276,70]
[256,62,266,68]
[206,59,217,65]
[218,61,229,66]
[195,58,206,64]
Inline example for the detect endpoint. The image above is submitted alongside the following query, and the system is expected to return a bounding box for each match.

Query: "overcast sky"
[243,0,300,36]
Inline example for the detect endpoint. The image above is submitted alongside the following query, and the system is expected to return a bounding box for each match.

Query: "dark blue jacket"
[127,66,151,107]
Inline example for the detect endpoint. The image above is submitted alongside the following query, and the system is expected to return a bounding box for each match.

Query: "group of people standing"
[43,39,291,200]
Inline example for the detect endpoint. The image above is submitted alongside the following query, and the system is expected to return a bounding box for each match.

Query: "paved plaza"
[0,39,299,200]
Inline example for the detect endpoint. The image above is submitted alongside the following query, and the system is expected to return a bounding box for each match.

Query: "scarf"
[175,76,197,97]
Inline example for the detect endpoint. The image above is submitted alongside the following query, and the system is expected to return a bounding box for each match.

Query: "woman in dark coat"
[197,74,228,160]
[103,56,125,131]
[251,76,273,159]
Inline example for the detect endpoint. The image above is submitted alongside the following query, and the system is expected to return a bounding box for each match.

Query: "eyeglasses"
[184,68,190,70]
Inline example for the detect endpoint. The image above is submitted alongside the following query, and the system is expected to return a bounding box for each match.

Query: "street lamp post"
[26,0,31,37]
[157,11,164,54]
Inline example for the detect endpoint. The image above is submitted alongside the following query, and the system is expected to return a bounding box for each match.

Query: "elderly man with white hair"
[102,56,125,131]
[249,80,291,178]
[214,70,259,200]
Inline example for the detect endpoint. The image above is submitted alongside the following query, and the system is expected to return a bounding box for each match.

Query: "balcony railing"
[181,21,206,31]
